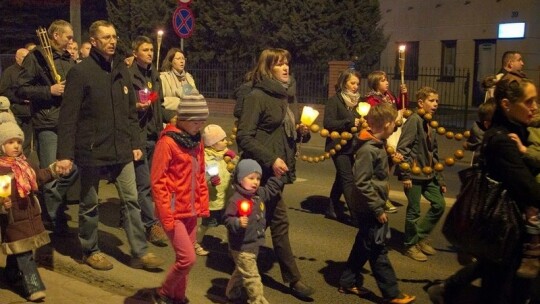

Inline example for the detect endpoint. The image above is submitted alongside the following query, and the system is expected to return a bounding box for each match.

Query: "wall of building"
[378,0,539,94]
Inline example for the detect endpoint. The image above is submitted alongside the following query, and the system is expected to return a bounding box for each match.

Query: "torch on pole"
[398,45,406,110]
[156,30,164,72]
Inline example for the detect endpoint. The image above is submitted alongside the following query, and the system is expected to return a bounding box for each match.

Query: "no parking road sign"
[172,6,195,39]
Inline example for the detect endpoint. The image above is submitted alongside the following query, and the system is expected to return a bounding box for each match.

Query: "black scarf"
[165,131,201,149]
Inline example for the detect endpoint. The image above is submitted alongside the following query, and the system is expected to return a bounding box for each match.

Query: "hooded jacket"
[151,124,210,232]
[351,130,390,216]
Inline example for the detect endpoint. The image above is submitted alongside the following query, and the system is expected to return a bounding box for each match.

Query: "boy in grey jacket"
[339,103,415,304]
[395,87,447,262]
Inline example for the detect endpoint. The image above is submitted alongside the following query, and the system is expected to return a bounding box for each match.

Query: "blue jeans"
[134,140,158,229]
[78,162,147,258]
[340,213,400,299]
[36,129,79,228]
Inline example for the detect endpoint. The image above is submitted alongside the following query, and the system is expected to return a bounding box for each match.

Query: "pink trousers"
[160,216,197,301]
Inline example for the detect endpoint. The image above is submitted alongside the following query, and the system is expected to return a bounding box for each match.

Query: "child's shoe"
[27,290,46,302]
[384,293,416,304]
[516,243,540,278]
[194,242,209,256]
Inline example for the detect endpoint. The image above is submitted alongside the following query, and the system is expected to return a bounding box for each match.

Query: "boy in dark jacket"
[224,159,283,304]
[395,87,447,262]
[339,103,415,304]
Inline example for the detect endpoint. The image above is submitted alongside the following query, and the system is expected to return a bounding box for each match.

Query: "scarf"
[0,155,38,198]
[165,130,202,150]
[172,69,187,82]
[205,147,226,159]
[366,90,396,104]
[340,89,360,109]
[279,80,297,140]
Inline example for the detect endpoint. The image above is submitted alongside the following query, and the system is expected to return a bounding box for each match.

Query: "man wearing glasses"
[56,20,164,271]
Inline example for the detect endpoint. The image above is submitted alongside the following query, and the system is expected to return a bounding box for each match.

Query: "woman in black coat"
[323,69,362,220]
[236,48,314,299]
[429,75,539,304]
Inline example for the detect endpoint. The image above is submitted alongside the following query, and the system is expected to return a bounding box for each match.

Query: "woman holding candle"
[236,48,314,299]
[160,48,197,122]
[323,68,362,221]
[0,116,57,302]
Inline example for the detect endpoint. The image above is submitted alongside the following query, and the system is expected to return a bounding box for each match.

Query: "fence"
[190,63,471,130]
[379,67,471,131]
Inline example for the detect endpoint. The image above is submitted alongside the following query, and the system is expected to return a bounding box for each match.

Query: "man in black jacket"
[128,35,168,247]
[16,20,78,234]
[0,48,31,155]
[56,20,163,271]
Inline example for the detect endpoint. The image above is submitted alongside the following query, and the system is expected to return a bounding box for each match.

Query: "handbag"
[442,164,523,264]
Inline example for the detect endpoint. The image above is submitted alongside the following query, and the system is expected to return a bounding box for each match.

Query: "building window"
[440,40,457,81]
[395,41,419,81]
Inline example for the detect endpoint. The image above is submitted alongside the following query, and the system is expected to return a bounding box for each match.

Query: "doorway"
[473,39,497,106]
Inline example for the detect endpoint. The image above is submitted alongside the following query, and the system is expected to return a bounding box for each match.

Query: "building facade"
[378,0,539,105]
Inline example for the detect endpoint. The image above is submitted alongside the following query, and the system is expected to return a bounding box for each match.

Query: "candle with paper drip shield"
[206,163,219,177]
[0,175,11,198]
[237,199,253,216]
[300,106,319,126]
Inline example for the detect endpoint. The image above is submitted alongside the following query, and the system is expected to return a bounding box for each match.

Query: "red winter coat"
[151,124,209,232]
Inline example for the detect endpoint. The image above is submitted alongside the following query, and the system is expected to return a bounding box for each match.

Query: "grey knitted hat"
[236,159,262,184]
[0,121,24,145]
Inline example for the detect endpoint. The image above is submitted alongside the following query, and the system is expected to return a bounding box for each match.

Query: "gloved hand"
[224,149,237,159]
[210,175,221,186]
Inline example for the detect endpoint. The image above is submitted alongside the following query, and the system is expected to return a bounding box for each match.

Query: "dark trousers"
[4,251,45,297]
[340,213,400,299]
[329,153,355,213]
[265,195,301,284]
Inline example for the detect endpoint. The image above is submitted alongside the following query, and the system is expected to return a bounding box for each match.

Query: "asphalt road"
[4,114,478,303]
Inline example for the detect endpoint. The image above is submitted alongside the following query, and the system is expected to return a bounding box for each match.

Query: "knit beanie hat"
[177,89,209,121]
[0,96,10,111]
[202,124,227,147]
[0,121,24,145]
[236,159,262,184]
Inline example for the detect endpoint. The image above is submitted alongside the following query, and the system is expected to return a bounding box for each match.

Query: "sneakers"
[338,285,371,296]
[83,252,113,270]
[147,223,168,247]
[405,245,428,262]
[131,252,164,269]
[194,242,209,256]
[427,283,445,304]
[384,200,398,213]
[27,290,46,302]
[385,293,416,304]
[290,280,315,298]
[417,239,437,255]
[151,288,174,304]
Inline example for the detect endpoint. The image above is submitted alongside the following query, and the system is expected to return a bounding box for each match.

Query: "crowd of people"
[0,17,537,304]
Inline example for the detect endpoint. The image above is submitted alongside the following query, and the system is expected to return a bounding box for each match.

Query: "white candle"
[300,106,319,126]
[0,175,11,198]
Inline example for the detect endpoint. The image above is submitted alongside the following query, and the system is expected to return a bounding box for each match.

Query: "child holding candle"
[194,124,239,256]
[339,103,415,304]
[0,116,58,302]
[223,159,284,304]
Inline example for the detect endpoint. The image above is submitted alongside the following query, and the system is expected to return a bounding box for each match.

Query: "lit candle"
[156,30,164,72]
[398,45,406,85]
[357,101,371,117]
[0,175,11,198]
[238,199,253,216]
[206,163,219,176]
[300,106,319,126]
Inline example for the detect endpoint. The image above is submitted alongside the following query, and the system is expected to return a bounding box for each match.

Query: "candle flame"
[158,30,164,36]
[399,45,406,52]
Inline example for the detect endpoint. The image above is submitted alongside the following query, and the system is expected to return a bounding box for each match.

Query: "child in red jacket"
[150,91,210,304]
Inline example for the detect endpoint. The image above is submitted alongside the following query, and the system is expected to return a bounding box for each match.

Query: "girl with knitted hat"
[193,124,239,256]
[0,117,57,302]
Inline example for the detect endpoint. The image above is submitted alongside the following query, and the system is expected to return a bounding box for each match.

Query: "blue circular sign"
[172,7,195,39]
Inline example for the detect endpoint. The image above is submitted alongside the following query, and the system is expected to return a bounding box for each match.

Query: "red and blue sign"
[172,6,195,39]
